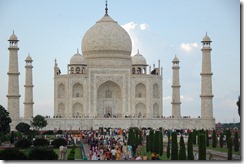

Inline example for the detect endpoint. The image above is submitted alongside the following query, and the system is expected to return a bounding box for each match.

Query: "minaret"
[24,54,34,118]
[171,55,181,118]
[200,33,214,118]
[7,32,20,119]
[54,59,60,76]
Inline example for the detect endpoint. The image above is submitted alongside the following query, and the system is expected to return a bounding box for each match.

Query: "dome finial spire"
[105,0,108,15]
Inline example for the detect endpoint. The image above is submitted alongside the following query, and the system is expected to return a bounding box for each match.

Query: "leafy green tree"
[187,132,194,160]
[219,133,224,148]
[212,130,217,148]
[234,131,239,152]
[171,132,178,160]
[16,122,31,135]
[0,105,12,135]
[236,96,240,116]
[227,138,232,160]
[198,134,206,160]
[179,135,186,160]
[31,115,47,131]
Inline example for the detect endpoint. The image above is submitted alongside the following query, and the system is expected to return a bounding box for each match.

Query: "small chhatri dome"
[9,31,18,41]
[202,33,211,42]
[25,54,33,61]
[70,50,87,65]
[132,49,147,66]
[173,55,179,62]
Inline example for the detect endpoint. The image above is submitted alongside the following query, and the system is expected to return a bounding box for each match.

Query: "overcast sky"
[0,0,241,123]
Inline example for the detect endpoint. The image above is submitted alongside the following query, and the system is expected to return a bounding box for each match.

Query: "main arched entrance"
[97,81,122,118]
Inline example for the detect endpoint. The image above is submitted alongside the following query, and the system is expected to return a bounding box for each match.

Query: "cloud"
[121,22,137,32]
[140,23,149,30]
[121,22,150,55]
[163,96,171,101]
[180,95,194,102]
[180,42,199,52]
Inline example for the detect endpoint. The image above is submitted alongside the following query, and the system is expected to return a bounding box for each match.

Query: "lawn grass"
[54,147,82,160]
[141,146,169,160]
[206,146,240,155]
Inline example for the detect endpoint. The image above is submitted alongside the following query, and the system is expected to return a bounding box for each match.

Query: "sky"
[0,0,241,124]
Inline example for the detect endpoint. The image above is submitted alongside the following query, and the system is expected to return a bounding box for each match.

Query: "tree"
[206,130,209,147]
[166,133,170,159]
[127,128,135,146]
[135,128,139,147]
[225,130,232,148]
[212,130,217,148]
[187,132,194,160]
[234,131,239,152]
[31,115,47,131]
[192,130,196,145]
[236,96,240,116]
[159,130,163,156]
[153,131,160,154]
[138,130,143,145]
[219,133,224,148]
[198,134,206,160]
[171,132,178,160]
[179,135,186,160]
[227,138,232,160]
[16,122,31,135]
[149,129,154,152]
[0,105,12,135]
[146,135,149,152]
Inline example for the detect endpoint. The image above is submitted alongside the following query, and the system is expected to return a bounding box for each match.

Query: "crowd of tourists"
[85,128,147,160]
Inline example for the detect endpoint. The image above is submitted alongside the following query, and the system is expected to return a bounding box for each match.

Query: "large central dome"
[82,14,132,59]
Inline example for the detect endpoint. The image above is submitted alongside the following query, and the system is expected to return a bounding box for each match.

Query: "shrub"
[33,138,49,147]
[51,138,67,148]
[43,130,54,135]
[67,144,76,160]
[28,146,58,160]
[14,138,32,149]
[0,147,27,160]
[0,133,10,143]
[56,130,63,134]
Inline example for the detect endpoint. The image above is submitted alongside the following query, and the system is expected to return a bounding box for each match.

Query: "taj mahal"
[6,3,215,131]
